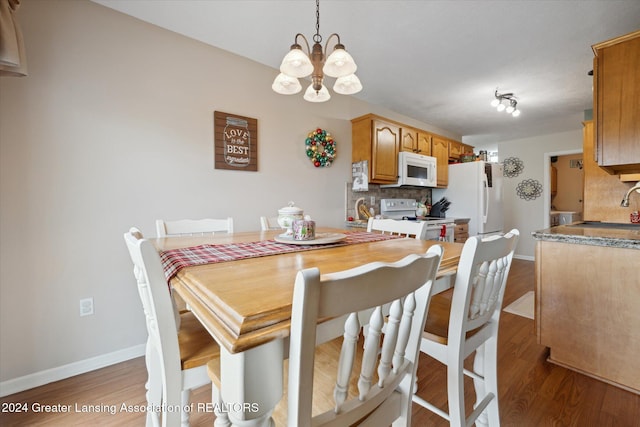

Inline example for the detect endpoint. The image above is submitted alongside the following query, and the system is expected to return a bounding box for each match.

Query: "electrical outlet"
[79,298,94,317]
[370,196,375,206]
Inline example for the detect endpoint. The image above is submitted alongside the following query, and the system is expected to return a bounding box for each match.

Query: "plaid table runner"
[160,231,404,281]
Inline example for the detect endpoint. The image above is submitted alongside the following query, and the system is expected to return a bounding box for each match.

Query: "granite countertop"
[345,217,469,228]
[532,223,640,250]
[345,220,368,228]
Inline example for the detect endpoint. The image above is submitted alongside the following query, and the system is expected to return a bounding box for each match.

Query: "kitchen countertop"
[532,223,640,249]
[345,217,469,229]
[345,220,368,228]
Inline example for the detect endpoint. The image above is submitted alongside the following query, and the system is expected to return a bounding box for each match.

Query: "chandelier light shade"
[304,83,331,102]
[272,73,303,94]
[333,74,363,95]
[492,89,520,117]
[280,47,314,78]
[272,0,362,102]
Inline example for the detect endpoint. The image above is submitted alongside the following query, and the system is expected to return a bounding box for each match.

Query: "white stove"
[380,198,419,219]
[379,198,455,242]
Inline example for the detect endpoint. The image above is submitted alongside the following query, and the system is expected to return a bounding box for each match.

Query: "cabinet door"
[400,127,418,153]
[594,31,640,172]
[431,136,449,187]
[416,131,432,156]
[371,120,400,183]
[401,128,432,155]
[448,140,463,160]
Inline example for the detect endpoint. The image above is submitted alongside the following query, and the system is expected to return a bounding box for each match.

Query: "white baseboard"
[514,254,534,262]
[0,344,146,398]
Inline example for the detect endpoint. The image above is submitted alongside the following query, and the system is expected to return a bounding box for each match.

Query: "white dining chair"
[367,217,427,239]
[212,245,440,426]
[412,229,520,427]
[156,217,234,237]
[259,216,280,231]
[124,228,227,427]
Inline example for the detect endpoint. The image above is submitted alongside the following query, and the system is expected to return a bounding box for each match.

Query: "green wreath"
[305,128,336,168]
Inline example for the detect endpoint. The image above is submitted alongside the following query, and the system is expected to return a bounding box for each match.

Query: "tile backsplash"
[345,182,433,220]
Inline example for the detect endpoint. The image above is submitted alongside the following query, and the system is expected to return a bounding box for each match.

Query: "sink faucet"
[620,181,640,207]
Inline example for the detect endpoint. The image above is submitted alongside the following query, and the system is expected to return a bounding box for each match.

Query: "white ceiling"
[92,0,640,146]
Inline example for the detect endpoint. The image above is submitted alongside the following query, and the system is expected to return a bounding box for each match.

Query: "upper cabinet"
[352,114,400,184]
[448,140,474,161]
[352,113,467,187]
[592,30,640,174]
[400,127,432,156]
[431,135,449,188]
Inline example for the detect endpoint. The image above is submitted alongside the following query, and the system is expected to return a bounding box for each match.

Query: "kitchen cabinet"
[431,135,449,187]
[351,114,400,184]
[448,140,474,161]
[400,127,432,156]
[550,165,558,198]
[535,239,640,393]
[592,30,640,174]
[453,222,469,243]
[352,113,459,187]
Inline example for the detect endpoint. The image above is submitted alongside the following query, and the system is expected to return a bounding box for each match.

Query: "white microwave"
[381,152,437,188]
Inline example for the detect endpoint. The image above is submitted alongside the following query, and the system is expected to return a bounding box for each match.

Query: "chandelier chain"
[313,0,322,43]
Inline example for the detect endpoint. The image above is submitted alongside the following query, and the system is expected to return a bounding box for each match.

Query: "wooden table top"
[154,229,463,354]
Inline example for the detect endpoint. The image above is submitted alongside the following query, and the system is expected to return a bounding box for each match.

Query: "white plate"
[274,233,347,245]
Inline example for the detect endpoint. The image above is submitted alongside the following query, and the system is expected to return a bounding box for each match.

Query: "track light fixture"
[491,89,520,117]
[272,0,362,102]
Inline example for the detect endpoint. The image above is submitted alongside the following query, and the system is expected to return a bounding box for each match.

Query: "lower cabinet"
[536,240,640,393]
[453,222,468,243]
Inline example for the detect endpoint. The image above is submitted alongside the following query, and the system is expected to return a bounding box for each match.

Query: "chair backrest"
[260,216,280,231]
[287,245,443,426]
[123,228,182,426]
[155,218,234,237]
[449,229,519,343]
[367,217,427,239]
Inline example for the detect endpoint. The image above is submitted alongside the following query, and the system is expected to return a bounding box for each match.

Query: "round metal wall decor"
[503,157,524,178]
[516,179,543,200]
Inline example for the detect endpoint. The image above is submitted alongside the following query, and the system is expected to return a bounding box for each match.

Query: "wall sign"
[214,111,257,171]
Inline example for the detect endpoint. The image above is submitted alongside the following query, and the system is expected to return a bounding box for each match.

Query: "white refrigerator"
[433,161,504,237]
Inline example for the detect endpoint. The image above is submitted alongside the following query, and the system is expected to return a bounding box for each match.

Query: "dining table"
[153,227,463,426]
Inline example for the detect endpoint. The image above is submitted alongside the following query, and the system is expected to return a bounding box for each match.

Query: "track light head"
[492,89,520,117]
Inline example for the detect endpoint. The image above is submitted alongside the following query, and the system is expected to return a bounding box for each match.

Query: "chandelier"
[271,0,362,102]
[491,89,521,117]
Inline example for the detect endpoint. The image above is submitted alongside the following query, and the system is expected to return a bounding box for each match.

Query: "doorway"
[543,149,583,228]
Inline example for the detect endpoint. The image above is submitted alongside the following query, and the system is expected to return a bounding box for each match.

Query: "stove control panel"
[380,198,417,213]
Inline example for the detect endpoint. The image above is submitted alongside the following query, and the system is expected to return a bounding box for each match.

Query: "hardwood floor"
[2,260,639,426]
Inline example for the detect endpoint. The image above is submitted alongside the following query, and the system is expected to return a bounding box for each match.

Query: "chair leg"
[478,337,500,427]
[473,344,489,427]
[145,341,161,427]
[181,389,190,427]
[447,355,466,427]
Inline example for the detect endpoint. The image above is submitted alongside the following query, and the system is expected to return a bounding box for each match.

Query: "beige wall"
[552,153,584,213]
[0,0,458,390]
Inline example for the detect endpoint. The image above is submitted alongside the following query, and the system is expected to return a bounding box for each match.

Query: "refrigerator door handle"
[482,172,489,223]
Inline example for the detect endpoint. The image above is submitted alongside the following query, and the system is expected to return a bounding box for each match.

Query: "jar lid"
[278,201,303,214]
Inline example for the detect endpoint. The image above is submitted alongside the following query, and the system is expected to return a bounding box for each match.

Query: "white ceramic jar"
[277,202,304,235]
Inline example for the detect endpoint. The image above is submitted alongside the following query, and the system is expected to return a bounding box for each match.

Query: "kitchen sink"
[568,221,640,231]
